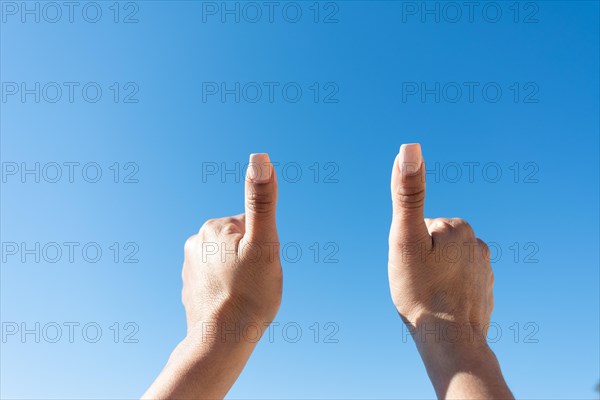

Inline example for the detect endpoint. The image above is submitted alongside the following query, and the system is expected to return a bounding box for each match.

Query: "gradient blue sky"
[1,1,599,399]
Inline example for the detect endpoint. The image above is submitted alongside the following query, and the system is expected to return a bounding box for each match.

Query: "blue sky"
[1,1,599,399]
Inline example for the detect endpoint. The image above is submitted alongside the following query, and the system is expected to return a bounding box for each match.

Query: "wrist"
[417,338,510,399]
[186,299,276,350]
[156,318,261,400]
[404,316,512,398]
[402,313,495,368]
[416,335,496,373]
[405,315,490,349]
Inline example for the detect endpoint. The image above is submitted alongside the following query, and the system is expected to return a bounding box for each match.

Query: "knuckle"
[477,238,489,251]
[221,222,240,235]
[246,191,275,216]
[452,218,474,236]
[451,217,467,225]
[477,238,490,257]
[430,219,452,233]
[184,235,198,254]
[394,186,426,209]
[200,218,218,233]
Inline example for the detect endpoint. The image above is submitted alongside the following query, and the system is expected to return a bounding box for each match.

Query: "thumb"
[390,143,431,248]
[244,153,278,243]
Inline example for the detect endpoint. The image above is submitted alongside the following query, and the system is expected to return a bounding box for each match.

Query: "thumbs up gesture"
[388,144,512,399]
[388,143,493,333]
[143,154,282,400]
[182,153,282,333]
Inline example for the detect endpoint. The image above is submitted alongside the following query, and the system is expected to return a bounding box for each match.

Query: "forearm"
[142,325,257,400]
[411,319,513,400]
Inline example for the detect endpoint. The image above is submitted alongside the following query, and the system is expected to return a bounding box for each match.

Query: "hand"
[143,153,282,400]
[388,143,492,336]
[388,144,513,399]
[182,153,282,333]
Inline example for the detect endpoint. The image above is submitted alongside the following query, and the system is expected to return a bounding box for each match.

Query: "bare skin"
[143,146,513,400]
[143,153,281,399]
[388,143,514,399]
